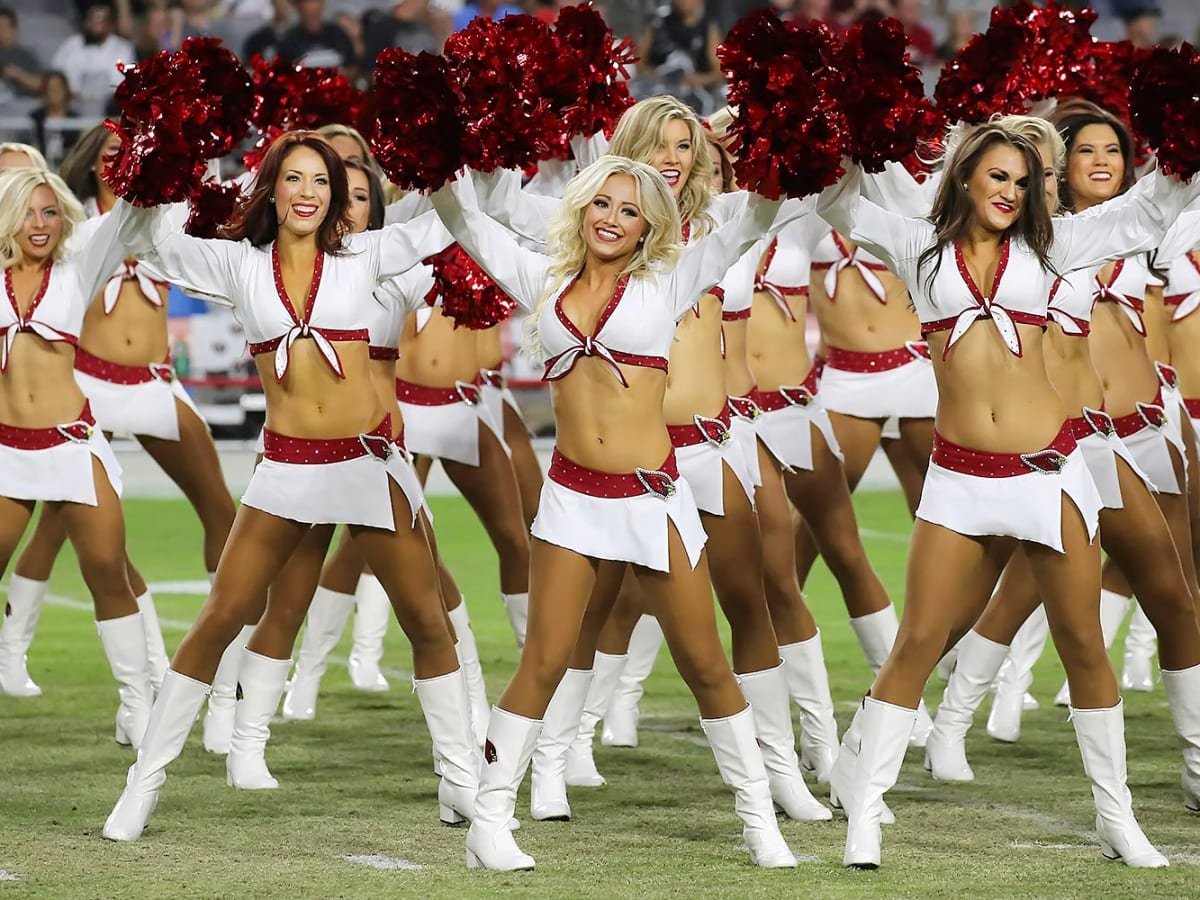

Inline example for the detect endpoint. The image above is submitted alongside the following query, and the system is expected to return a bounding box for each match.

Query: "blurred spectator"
[30,71,81,164]
[73,0,136,39]
[638,0,723,91]
[452,0,523,33]
[169,0,219,47]
[937,7,977,62]
[243,0,293,58]
[0,7,43,100]
[891,0,935,64]
[276,0,358,74]
[1120,3,1160,49]
[362,0,447,67]
[333,5,365,63]
[52,2,136,116]
[135,0,172,59]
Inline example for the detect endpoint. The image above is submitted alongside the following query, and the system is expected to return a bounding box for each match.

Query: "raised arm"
[470,167,561,244]
[862,161,939,219]
[71,200,143,303]
[816,166,931,274]
[431,175,552,312]
[365,208,455,283]
[1154,208,1200,266]
[116,204,244,306]
[384,190,433,225]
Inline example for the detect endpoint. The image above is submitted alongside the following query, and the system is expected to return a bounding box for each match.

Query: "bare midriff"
[747,288,813,392]
[78,278,170,365]
[396,308,480,386]
[0,338,87,428]
[663,292,727,425]
[258,339,385,438]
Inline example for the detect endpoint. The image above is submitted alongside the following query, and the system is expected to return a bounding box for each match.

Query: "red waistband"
[931,422,1076,477]
[824,342,929,373]
[729,390,764,421]
[548,449,680,499]
[1067,407,1115,442]
[667,401,732,449]
[261,416,394,465]
[1111,386,1168,438]
[395,376,483,407]
[0,403,95,451]
[74,347,174,385]
[480,368,506,389]
[369,345,400,361]
[754,362,823,413]
[1186,398,1200,419]
[248,328,371,358]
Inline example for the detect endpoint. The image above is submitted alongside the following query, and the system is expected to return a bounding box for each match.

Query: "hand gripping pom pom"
[835,17,944,172]
[1130,43,1200,180]
[186,179,245,239]
[423,243,518,330]
[719,12,846,199]
[371,50,463,191]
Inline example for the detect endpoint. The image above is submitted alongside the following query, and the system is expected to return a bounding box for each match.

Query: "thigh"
[702,463,766,602]
[826,412,884,491]
[596,565,645,654]
[1153,477,1200,594]
[502,402,543,525]
[1025,498,1103,642]
[412,453,434,487]
[571,558,630,667]
[0,495,36,575]
[348,484,441,617]
[12,501,68,581]
[319,526,366,594]
[783,426,867,558]
[442,424,528,543]
[56,457,129,575]
[973,547,1042,645]
[136,399,235,522]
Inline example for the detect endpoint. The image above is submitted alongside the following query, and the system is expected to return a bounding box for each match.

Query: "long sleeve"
[362,209,454,283]
[862,162,939,219]
[383,190,433,225]
[471,167,561,244]
[816,167,931,275]
[1155,209,1200,264]
[526,159,575,198]
[570,131,608,170]
[431,175,552,312]
[72,200,141,303]
[1052,169,1200,273]
[121,205,244,306]
[374,266,432,314]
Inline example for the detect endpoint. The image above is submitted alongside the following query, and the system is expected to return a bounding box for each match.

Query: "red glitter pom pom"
[371,50,463,191]
[719,12,846,199]
[102,121,207,207]
[1130,42,1200,180]
[444,15,557,172]
[186,178,244,239]
[423,243,518,330]
[835,17,944,173]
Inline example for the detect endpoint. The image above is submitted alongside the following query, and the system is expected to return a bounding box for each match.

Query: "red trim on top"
[248,329,370,358]
[954,236,1010,310]
[272,243,325,327]
[369,345,400,361]
[5,263,53,325]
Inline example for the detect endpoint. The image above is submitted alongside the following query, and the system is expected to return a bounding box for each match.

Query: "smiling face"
[582,173,648,263]
[1066,123,1124,209]
[965,143,1028,235]
[345,166,371,234]
[649,118,694,199]
[273,145,331,238]
[18,184,63,264]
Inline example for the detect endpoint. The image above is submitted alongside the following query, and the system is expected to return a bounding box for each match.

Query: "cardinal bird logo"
[635,468,677,500]
[56,422,92,443]
[484,740,498,765]
[1155,361,1179,390]
[1020,450,1069,475]
[1082,407,1115,438]
[905,340,931,360]
[358,434,393,462]
[455,380,482,406]
[694,414,731,448]
[1137,402,1168,429]
[149,363,174,383]
[780,386,814,408]
[729,396,763,421]
[235,682,244,701]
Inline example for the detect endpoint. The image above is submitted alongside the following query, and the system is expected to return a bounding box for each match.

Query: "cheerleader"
[433,155,804,870]
[820,119,1199,869]
[925,117,1200,811]
[0,167,155,746]
[102,131,476,841]
[5,125,235,705]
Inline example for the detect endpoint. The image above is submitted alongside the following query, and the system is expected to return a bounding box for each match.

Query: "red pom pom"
[186,178,244,239]
[835,17,944,173]
[935,1,1097,124]
[443,16,557,172]
[371,50,463,191]
[1130,42,1200,180]
[423,244,518,330]
[719,12,846,199]
[102,121,207,207]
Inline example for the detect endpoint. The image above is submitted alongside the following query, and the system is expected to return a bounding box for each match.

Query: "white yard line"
[341,854,422,871]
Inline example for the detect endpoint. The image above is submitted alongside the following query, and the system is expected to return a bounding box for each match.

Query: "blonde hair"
[994,114,1066,175]
[705,106,735,139]
[0,142,48,170]
[609,96,715,238]
[524,155,683,362]
[315,123,408,206]
[0,168,85,267]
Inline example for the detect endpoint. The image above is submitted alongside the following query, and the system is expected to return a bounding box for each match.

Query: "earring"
[961,183,968,189]
[269,195,275,203]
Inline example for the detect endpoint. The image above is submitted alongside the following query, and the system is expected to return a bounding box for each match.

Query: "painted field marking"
[0,870,19,881]
[341,854,422,871]
[859,528,910,543]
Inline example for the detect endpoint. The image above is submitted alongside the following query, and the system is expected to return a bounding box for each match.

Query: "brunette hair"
[344,157,384,231]
[223,130,351,253]
[704,129,735,193]
[919,122,1056,293]
[59,122,113,200]
[1049,99,1136,212]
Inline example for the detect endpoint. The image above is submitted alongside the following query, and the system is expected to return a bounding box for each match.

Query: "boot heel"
[466,849,481,869]
[115,722,131,746]
[440,803,467,826]
[1098,839,1118,861]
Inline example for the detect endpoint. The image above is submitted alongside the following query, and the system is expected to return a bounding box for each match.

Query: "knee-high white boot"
[1055,590,1131,707]
[566,651,625,787]
[1071,701,1167,867]
[0,574,47,697]
[987,605,1050,742]
[203,624,253,754]
[103,669,211,841]
[500,592,528,648]
[414,668,481,826]
[1120,603,1157,692]
[349,575,390,692]
[97,613,155,750]
[778,632,840,783]
[924,631,1009,782]
[465,707,540,871]
[828,701,897,825]
[840,697,918,869]
[1160,664,1200,812]
[282,586,355,721]
[530,668,592,821]
[226,649,290,790]
[602,615,663,748]
[737,663,831,821]
[447,599,490,747]
[849,606,933,747]
[134,590,170,693]
[701,705,798,868]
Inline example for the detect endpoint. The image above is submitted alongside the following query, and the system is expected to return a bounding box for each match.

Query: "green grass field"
[1,492,1196,898]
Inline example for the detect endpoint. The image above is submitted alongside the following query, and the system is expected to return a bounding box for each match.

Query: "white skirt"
[675,437,755,515]
[1122,421,1183,495]
[729,415,762,488]
[0,415,123,504]
[531,453,707,573]
[820,357,938,420]
[917,447,1101,552]
[75,369,204,441]
[243,439,429,530]
[755,398,844,473]
[1077,430,1155,510]
[398,393,509,466]
[481,381,528,434]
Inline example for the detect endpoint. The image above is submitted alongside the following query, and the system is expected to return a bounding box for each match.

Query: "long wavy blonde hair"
[524,155,683,363]
[609,96,715,238]
[0,168,84,267]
